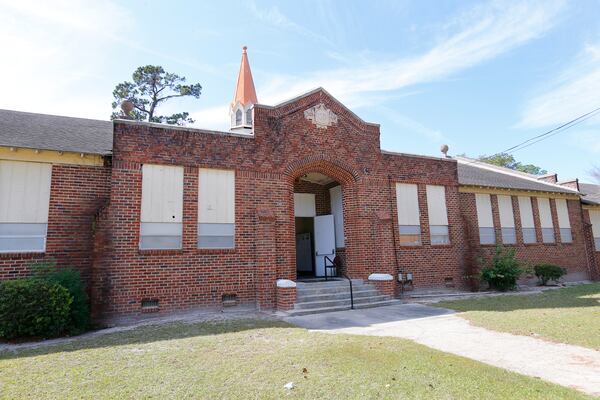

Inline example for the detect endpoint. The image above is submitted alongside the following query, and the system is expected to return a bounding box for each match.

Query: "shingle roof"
[0,109,113,155]
[456,157,578,195]
[580,183,600,205]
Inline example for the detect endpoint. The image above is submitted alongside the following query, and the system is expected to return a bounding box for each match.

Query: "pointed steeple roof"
[232,46,258,107]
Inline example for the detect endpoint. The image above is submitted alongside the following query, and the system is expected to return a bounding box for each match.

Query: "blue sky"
[1,0,600,181]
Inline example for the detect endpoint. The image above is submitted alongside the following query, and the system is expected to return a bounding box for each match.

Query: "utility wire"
[462,106,600,167]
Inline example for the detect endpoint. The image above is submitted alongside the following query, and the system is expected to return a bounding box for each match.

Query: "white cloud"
[189,105,231,132]
[0,0,131,119]
[376,106,445,143]
[571,130,600,154]
[519,43,600,128]
[256,0,565,108]
[191,0,564,132]
[0,0,220,120]
[247,1,334,47]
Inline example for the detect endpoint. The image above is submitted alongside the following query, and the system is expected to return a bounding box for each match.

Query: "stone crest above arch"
[285,153,360,185]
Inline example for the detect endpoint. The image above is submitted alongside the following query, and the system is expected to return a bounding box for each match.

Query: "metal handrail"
[324,256,354,310]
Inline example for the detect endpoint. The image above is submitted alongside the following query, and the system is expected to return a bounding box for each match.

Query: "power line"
[463,106,600,167]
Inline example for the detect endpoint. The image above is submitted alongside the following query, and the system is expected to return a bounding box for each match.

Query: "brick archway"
[282,156,361,281]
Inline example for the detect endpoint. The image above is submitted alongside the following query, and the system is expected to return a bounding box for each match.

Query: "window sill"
[138,249,183,255]
[195,248,236,254]
[0,251,46,258]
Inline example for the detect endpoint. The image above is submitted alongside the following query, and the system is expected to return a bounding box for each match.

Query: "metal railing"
[324,256,354,310]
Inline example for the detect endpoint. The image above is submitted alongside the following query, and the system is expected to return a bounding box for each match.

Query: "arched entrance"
[284,158,359,282]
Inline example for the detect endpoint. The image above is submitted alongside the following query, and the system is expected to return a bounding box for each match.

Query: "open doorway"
[294,172,345,278]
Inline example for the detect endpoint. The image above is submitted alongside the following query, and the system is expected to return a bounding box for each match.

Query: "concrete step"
[293,295,392,310]
[296,288,381,302]
[285,299,401,317]
[296,283,375,297]
[296,279,364,289]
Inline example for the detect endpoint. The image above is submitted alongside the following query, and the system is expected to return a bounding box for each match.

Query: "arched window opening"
[235,109,242,126]
[245,108,253,125]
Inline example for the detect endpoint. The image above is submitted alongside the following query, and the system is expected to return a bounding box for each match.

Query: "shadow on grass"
[436,283,600,312]
[0,318,293,361]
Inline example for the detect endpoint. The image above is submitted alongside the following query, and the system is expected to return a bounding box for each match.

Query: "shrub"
[534,264,567,285]
[0,279,71,340]
[32,261,90,334]
[480,246,523,291]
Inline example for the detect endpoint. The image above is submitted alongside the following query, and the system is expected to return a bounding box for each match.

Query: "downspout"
[579,203,597,281]
[388,175,401,295]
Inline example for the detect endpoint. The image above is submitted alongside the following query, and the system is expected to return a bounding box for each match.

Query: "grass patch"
[436,284,600,350]
[0,319,592,399]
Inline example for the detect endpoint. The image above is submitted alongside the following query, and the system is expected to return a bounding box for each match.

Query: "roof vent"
[440,144,449,157]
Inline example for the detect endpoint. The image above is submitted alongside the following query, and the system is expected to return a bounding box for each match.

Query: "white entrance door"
[314,214,336,277]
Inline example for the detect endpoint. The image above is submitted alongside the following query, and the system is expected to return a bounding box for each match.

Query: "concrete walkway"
[284,303,600,396]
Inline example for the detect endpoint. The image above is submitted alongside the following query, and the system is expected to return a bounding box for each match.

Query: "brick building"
[1,48,599,321]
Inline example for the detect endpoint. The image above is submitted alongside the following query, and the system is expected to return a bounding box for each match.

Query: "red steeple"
[232,46,258,106]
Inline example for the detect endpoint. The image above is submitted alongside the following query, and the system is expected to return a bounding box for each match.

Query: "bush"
[0,279,72,340]
[534,264,567,285]
[32,261,90,334]
[480,246,523,291]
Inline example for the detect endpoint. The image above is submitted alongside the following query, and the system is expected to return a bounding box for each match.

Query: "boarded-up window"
[590,210,600,250]
[518,196,536,243]
[140,164,183,249]
[426,185,449,245]
[0,161,52,253]
[555,199,572,243]
[475,193,495,245]
[497,195,516,244]
[294,193,316,217]
[329,186,345,248]
[396,183,421,246]
[198,168,235,249]
[537,198,555,243]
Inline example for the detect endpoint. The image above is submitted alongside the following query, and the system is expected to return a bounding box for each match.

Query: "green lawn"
[437,283,600,350]
[0,319,592,399]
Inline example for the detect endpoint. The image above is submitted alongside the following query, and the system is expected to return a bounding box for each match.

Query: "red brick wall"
[95,89,466,319]
[91,88,596,320]
[460,192,592,285]
[0,164,110,284]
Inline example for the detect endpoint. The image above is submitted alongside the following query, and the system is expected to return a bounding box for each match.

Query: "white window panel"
[198,223,234,249]
[0,223,47,253]
[560,228,572,243]
[399,225,421,246]
[589,210,600,250]
[501,227,517,244]
[141,164,183,223]
[198,169,235,224]
[0,160,52,223]
[430,225,450,245]
[523,227,537,244]
[198,169,235,249]
[497,195,515,228]
[475,193,494,227]
[542,227,555,243]
[0,161,52,253]
[518,196,535,229]
[537,198,553,229]
[294,193,316,217]
[426,185,449,226]
[139,222,182,250]
[555,199,571,229]
[140,165,184,250]
[396,183,420,226]
[329,185,345,248]
[479,227,496,245]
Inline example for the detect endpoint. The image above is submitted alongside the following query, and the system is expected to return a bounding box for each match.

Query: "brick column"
[256,206,278,310]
